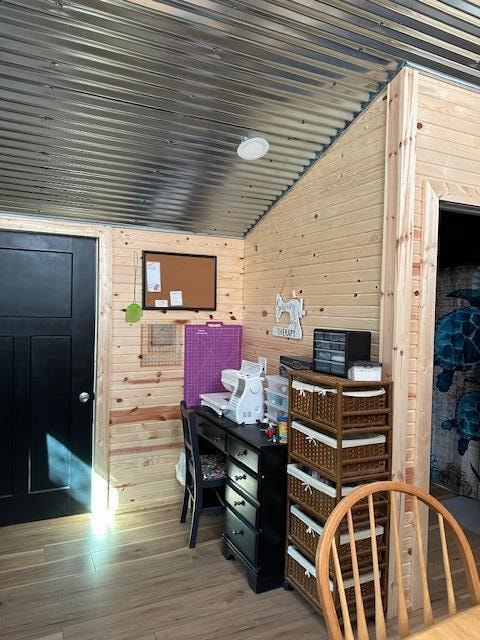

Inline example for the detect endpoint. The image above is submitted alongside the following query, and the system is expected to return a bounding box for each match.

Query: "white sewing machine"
[199,360,264,424]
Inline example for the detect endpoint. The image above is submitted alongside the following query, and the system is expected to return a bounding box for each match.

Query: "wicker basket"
[287,464,387,523]
[286,551,320,604]
[289,505,384,572]
[290,421,387,478]
[286,547,375,611]
[313,387,388,428]
[291,380,315,418]
[287,466,337,520]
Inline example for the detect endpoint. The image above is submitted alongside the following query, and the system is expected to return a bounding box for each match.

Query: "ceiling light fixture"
[237,136,269,160]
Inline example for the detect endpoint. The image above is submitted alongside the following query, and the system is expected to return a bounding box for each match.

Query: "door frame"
[415,182,480,495]
[381,171,480,612]
[0,214,113,518]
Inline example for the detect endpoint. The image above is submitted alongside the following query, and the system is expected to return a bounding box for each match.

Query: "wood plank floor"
[426,487,480,616]
[0,491,478,640]
[0,506,321,640]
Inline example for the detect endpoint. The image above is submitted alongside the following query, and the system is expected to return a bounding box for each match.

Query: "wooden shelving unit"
[283,370,393,618]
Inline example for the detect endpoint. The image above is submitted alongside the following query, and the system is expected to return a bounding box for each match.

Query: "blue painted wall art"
[431,267,480,499]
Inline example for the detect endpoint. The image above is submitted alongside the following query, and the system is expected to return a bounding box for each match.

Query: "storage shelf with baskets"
[284,370,393,618]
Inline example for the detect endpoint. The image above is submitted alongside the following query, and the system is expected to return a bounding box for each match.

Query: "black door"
[0,231,96,525]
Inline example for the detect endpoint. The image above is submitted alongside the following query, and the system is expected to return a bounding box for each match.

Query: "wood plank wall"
[243,91,387,373]
[408,75,480,488]
[109,228,244,513]
[391,74,480,609]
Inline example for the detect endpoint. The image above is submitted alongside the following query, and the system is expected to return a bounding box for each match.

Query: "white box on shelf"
[347,361,382,381]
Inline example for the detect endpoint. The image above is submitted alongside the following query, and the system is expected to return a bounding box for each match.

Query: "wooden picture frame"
[142,251,217,311]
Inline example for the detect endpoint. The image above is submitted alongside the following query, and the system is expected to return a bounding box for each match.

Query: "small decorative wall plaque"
[272,293,305,340]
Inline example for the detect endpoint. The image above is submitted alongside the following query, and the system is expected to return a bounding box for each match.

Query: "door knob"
[79,392,90,403]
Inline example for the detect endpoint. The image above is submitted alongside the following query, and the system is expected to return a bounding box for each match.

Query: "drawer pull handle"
[231,529,243,536]
[234,500,245,507]
[214,436,222,442]
[236,449,248,457]
[234,474,247,481]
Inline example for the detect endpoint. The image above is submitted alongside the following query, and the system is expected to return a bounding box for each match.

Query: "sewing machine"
[272,293,305,340]
[199,360,265,424]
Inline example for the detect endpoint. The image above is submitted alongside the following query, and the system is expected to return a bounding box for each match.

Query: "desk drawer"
[228,436,259,474]
[225,507,258,565]
[227,461,258,501]
[196,419,226,453]
[225,483,258,528]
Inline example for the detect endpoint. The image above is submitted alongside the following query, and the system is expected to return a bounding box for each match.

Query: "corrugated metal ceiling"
[0,0,479,236]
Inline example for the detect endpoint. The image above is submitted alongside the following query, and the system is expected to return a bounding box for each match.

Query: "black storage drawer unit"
[225,483,258,528]
[228,436,259,474]
[227,460,258,501]
[225,507,258,565]
[313,328,371,377]
[196,417,227,453]
[194,406,288,594]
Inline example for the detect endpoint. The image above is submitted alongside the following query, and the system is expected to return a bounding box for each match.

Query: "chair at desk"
[179,401,226,548]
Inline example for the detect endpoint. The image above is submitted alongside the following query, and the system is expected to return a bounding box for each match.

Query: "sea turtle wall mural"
[434,289,480,392]
[441,391,480,455]
[431,267,480,500]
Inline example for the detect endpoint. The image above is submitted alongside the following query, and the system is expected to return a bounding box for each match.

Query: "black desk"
[193,406,288,593]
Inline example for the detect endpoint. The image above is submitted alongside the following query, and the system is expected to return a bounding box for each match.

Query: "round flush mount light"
[237,136,269,160]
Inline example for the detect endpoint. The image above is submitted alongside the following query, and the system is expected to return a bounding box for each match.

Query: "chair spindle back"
[315,481,480,640]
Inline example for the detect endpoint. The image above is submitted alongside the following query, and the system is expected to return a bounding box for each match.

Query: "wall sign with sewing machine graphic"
[273,293,305,340]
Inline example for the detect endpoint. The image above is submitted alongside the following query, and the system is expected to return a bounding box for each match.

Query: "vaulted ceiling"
[1,0,479,236]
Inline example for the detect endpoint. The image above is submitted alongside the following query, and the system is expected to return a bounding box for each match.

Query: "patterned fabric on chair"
[200,453,226,480]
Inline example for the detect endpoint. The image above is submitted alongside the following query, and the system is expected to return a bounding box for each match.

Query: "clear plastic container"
[266,374,288,395]
[265,401,288,422]
[266,389,288,409]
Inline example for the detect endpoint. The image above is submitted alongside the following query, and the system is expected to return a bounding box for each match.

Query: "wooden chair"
[179,401,226,548]
[315,481,480,640]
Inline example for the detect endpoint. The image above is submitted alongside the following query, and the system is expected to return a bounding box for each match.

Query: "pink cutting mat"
[184,322,242,407]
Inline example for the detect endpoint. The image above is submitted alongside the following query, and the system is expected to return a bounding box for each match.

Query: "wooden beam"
[380,67,418,480]
[95,225,114,516]
[379,67,418,616]
[109,405,181,425]
[414,181,439,497]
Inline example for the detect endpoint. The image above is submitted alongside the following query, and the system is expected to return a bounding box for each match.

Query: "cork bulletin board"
[142,251,217,311]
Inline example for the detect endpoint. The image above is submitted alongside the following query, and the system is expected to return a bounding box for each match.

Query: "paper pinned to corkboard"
[146,261,161,292]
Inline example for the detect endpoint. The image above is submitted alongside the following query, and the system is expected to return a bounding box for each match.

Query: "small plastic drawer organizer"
[289,505,384,570]
[266,389,288,410]
[287,463,359,520]
[265,374,289,422]
[266,374,289,395]
[290,421,387,478]
[286,545,375,610]
[265,402,288,422]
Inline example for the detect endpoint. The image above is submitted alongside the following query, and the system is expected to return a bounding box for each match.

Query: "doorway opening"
[430,205,480,535]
